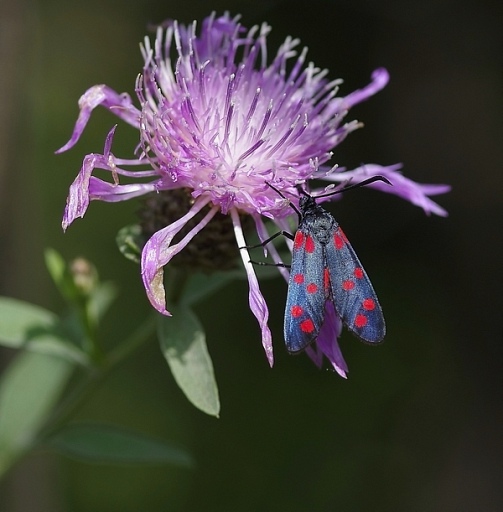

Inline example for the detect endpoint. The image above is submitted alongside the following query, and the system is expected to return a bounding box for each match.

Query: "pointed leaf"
[158,307,219,417]
[0,352,74,476]
[46,423,193,467]
[0,297,89,364]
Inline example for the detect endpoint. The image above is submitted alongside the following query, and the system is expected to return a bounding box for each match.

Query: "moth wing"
[284,228,329,353]
[325,227,385,343]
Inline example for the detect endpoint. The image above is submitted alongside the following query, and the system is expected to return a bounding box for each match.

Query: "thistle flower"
[57,13,449,374]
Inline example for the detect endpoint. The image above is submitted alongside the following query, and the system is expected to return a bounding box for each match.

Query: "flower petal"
[61,127,117,229]
[232,209,274,366]
[88,177,157,202]
[141,196,213,314]
[321,163,451,217]
[342,68,390,110]
[56,85,140,153]
[62,153,101,230]
[312,302,347,378]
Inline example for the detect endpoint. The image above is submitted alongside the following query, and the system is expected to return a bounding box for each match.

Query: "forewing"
[284,228,328,353]
[325,227,386,343]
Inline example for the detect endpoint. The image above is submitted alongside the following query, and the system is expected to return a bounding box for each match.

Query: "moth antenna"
[265,181,302,219]
[315,175,392,198]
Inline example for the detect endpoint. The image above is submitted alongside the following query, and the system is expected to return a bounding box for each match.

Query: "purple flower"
[57,13,449,373]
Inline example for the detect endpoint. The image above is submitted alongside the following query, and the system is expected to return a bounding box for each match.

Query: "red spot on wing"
[291,305,303,317]
[305,235,315,253]
[354,314,367,328]
[293,273,304,284]
[306,283,318,294]
[354,268,364,279]
[334,232,344,249]
[294,231,304,249]
[342,280,355,291]
[362,298,376,311]
[339,229,349,243]
[300,319,315,333]
[324,268,330,291]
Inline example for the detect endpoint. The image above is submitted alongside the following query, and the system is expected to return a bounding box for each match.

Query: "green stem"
[78,303,103,364]
[105,313,157,368]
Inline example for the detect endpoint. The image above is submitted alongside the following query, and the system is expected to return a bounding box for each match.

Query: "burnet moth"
[257,176,389,353]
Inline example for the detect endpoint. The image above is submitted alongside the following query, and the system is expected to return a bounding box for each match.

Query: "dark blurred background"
[0,0,501,511]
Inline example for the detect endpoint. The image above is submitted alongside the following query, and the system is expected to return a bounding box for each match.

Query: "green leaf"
[46,423,193,467]
[158,307,220,417]
[0,352,74,476]
[116,224,146,264]
[0,297,89,365]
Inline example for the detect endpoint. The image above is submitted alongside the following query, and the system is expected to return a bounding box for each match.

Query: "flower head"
[57,12,449,372]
